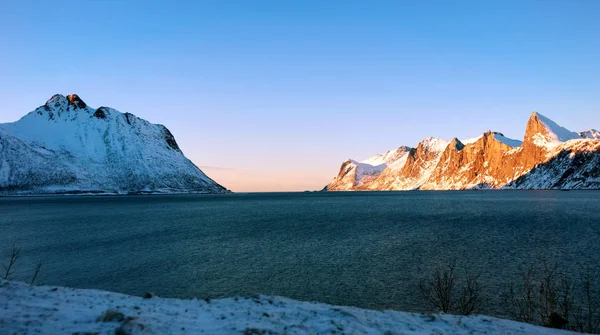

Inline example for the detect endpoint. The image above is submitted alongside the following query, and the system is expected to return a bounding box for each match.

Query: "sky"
[1,1,599,192]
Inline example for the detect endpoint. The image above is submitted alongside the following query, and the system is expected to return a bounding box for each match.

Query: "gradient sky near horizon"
[1,1,599,191]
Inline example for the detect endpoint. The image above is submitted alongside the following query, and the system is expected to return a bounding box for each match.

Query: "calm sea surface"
[1,191,599,314]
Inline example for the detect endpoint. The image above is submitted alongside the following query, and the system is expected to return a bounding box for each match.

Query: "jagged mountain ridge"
[0,94,228,194]
[579,129,600,140]
[326,146,412,190]
[326,112,600,190]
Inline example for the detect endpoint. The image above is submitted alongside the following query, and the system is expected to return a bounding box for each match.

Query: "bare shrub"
[502,263,600,333]
[570,267,600,333]
[2,243,21,280]
[419,263,456,313]
[419,262,482,315]
[457,271,482,315]
[537,264,560,327]
[501,266,537,323]
[30,261,43,285]
[2,243,43,285]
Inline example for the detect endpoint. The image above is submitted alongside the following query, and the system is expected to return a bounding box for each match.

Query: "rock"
[96,309,125,322]
[93,107,107,119]
[66,94,87,109]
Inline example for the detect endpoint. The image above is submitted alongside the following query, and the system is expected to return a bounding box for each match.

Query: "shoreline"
[2,188,600,198]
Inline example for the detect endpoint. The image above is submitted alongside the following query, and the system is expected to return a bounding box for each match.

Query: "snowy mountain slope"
[326,112,600,191]
[526,112,581,148]
[493,132,522,147]
[1,280,578,335]
[0,94,228,194]
[325,147,411,190]
[361,146,411,166]
[366,137,449,190]
[461,134,483,144]
[579,129,600,140]
[505,139,600,189]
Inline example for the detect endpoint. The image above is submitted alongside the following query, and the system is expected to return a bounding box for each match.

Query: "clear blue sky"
[1,1,599,191]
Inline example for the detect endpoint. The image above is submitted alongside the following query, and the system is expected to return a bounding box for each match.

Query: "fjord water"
[2,191,599,314]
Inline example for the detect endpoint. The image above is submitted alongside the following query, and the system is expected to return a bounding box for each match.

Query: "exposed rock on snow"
[0,280,578,335]
[579,129,600,140]
[326,112,600,190]
[325,147,411,190]
[368,137,449,190]
[0,94,228,195]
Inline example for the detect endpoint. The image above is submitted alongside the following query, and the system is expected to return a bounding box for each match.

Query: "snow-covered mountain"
[326,147,411,190]
[325,112,600,190]
[0,94,228,195]
[579,129,600,140]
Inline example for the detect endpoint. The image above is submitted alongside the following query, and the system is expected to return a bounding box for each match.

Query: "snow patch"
[461,135,483,145]
[360,146,410,166]
[535,112,581,142]
[579,129,600,140]
[387,152,411,171]
[419,137,449,152]
[349,159,387,177]
[493,133,522,147]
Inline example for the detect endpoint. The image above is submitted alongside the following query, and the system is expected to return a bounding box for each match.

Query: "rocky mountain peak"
[448,138,465,151]
[66,94,87,109]
[524,111,579,144]
[42,94,88,116]
[44,94,68,110]
[579,129,600,140]
[416,137,449,153]
[524,112,545,142]
[46,94,66,104]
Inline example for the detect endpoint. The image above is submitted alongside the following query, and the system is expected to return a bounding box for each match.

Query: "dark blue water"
[1,191,599,314]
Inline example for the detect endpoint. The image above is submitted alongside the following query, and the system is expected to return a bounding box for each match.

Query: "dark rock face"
[94,107,107,119]
[124,113,133,125]
[163,126,181,151]
[66,94,87,109]
[449,138,465,151]
[338,160,354,178]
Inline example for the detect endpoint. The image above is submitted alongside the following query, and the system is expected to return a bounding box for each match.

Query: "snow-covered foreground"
[0,281,579,335]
